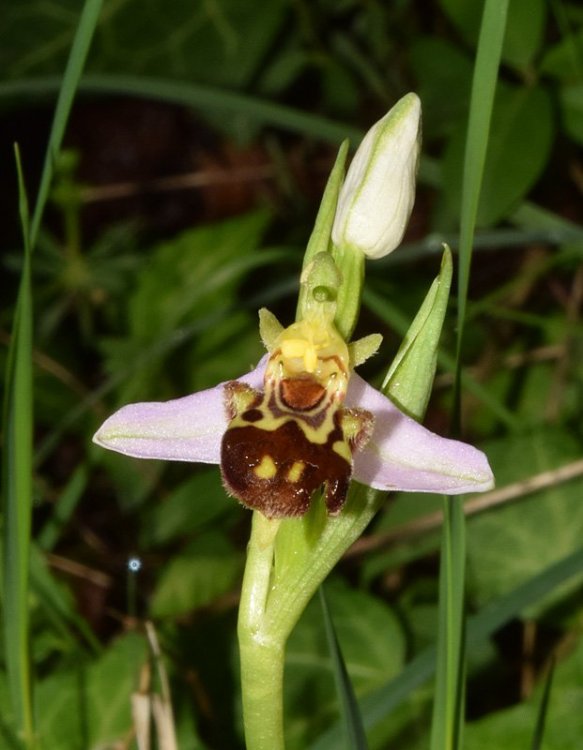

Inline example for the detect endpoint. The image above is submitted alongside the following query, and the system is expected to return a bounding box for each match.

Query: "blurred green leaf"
[129,211,270,339]
[3,147,34,747]
[174,706,210,750]
[531,657,555,750]
[34,632,146,749]
[409,37,473,139]
[319,586,368,750]
[2,0,287,91]
[312,548,583,749]
[186,310,263,393]
[29,544,101,654]
[465,637,583,749]
[559,83,583,145]
[540,30,583,82]
[501,0,546,71]
[438,0,484,47]
[38,465,87,552]
[359,492,443,585]
[101,210,271,403]
[467,427,583,611]
[150,531,242,618]
[319,46,362,116]
[465,352,557,436]
[97,449,164,511]
[0,671,20,747]
[439,0,546,71]
[140,469,234,548]
[443,84,554,226]
[285,580,405,750]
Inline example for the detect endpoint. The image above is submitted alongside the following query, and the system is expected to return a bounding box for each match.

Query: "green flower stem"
[239,492,383,750]
[239,633,285,750]
[238,513,285,750]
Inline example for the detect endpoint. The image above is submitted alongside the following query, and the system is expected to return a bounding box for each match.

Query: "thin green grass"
[0,74,363,148]
[2,2,104,745]
[455,0,511,374]
[29,544,101,654]
[530,658,556,750]
[430,498,467,750]
[2,146,35,747]
[432,1,510,749]
[36,466,87,552]
[29,0,105,251]
[319,586,368,750]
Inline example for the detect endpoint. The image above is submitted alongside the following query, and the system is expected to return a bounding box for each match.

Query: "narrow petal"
[92,359,266,462]
[347,374,494,494]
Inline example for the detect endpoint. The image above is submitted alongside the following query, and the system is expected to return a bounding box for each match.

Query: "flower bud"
[332,92,421,260]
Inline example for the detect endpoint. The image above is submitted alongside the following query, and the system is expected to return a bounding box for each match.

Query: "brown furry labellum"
[220,319,373,518]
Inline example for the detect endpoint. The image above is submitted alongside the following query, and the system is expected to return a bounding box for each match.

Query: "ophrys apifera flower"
[94,289,493,518]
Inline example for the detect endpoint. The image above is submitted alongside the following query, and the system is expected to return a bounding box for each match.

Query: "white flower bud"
[332,93,421,260]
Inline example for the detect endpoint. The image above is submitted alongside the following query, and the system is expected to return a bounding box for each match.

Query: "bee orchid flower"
[93,307,493,518]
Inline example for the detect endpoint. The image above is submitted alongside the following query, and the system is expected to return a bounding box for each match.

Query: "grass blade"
[434,2,510,748]
[2,2,104,743]
[29,544,102,654]
[530,658,556,750]
[429,497,467,750]
[29,0,104,250]
[2,146,34,746]
[319,587,368,750]
[455,0,510,367]
[36,465,87,552]
[0,74,363,150]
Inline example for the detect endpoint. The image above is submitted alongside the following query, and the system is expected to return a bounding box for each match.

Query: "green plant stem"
[4,151,34,746]
[238,513,285,750]
[430,496,467,750]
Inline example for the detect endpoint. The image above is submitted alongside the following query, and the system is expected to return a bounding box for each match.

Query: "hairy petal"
[347,374,494,494]
[92,360,265,462]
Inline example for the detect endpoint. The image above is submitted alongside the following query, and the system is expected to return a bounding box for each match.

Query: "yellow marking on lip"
[332,440,352,463]
[254,454,277,480]
[287,461,305,483]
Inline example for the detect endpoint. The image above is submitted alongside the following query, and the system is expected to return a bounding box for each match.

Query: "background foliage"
[2,0,583,748]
